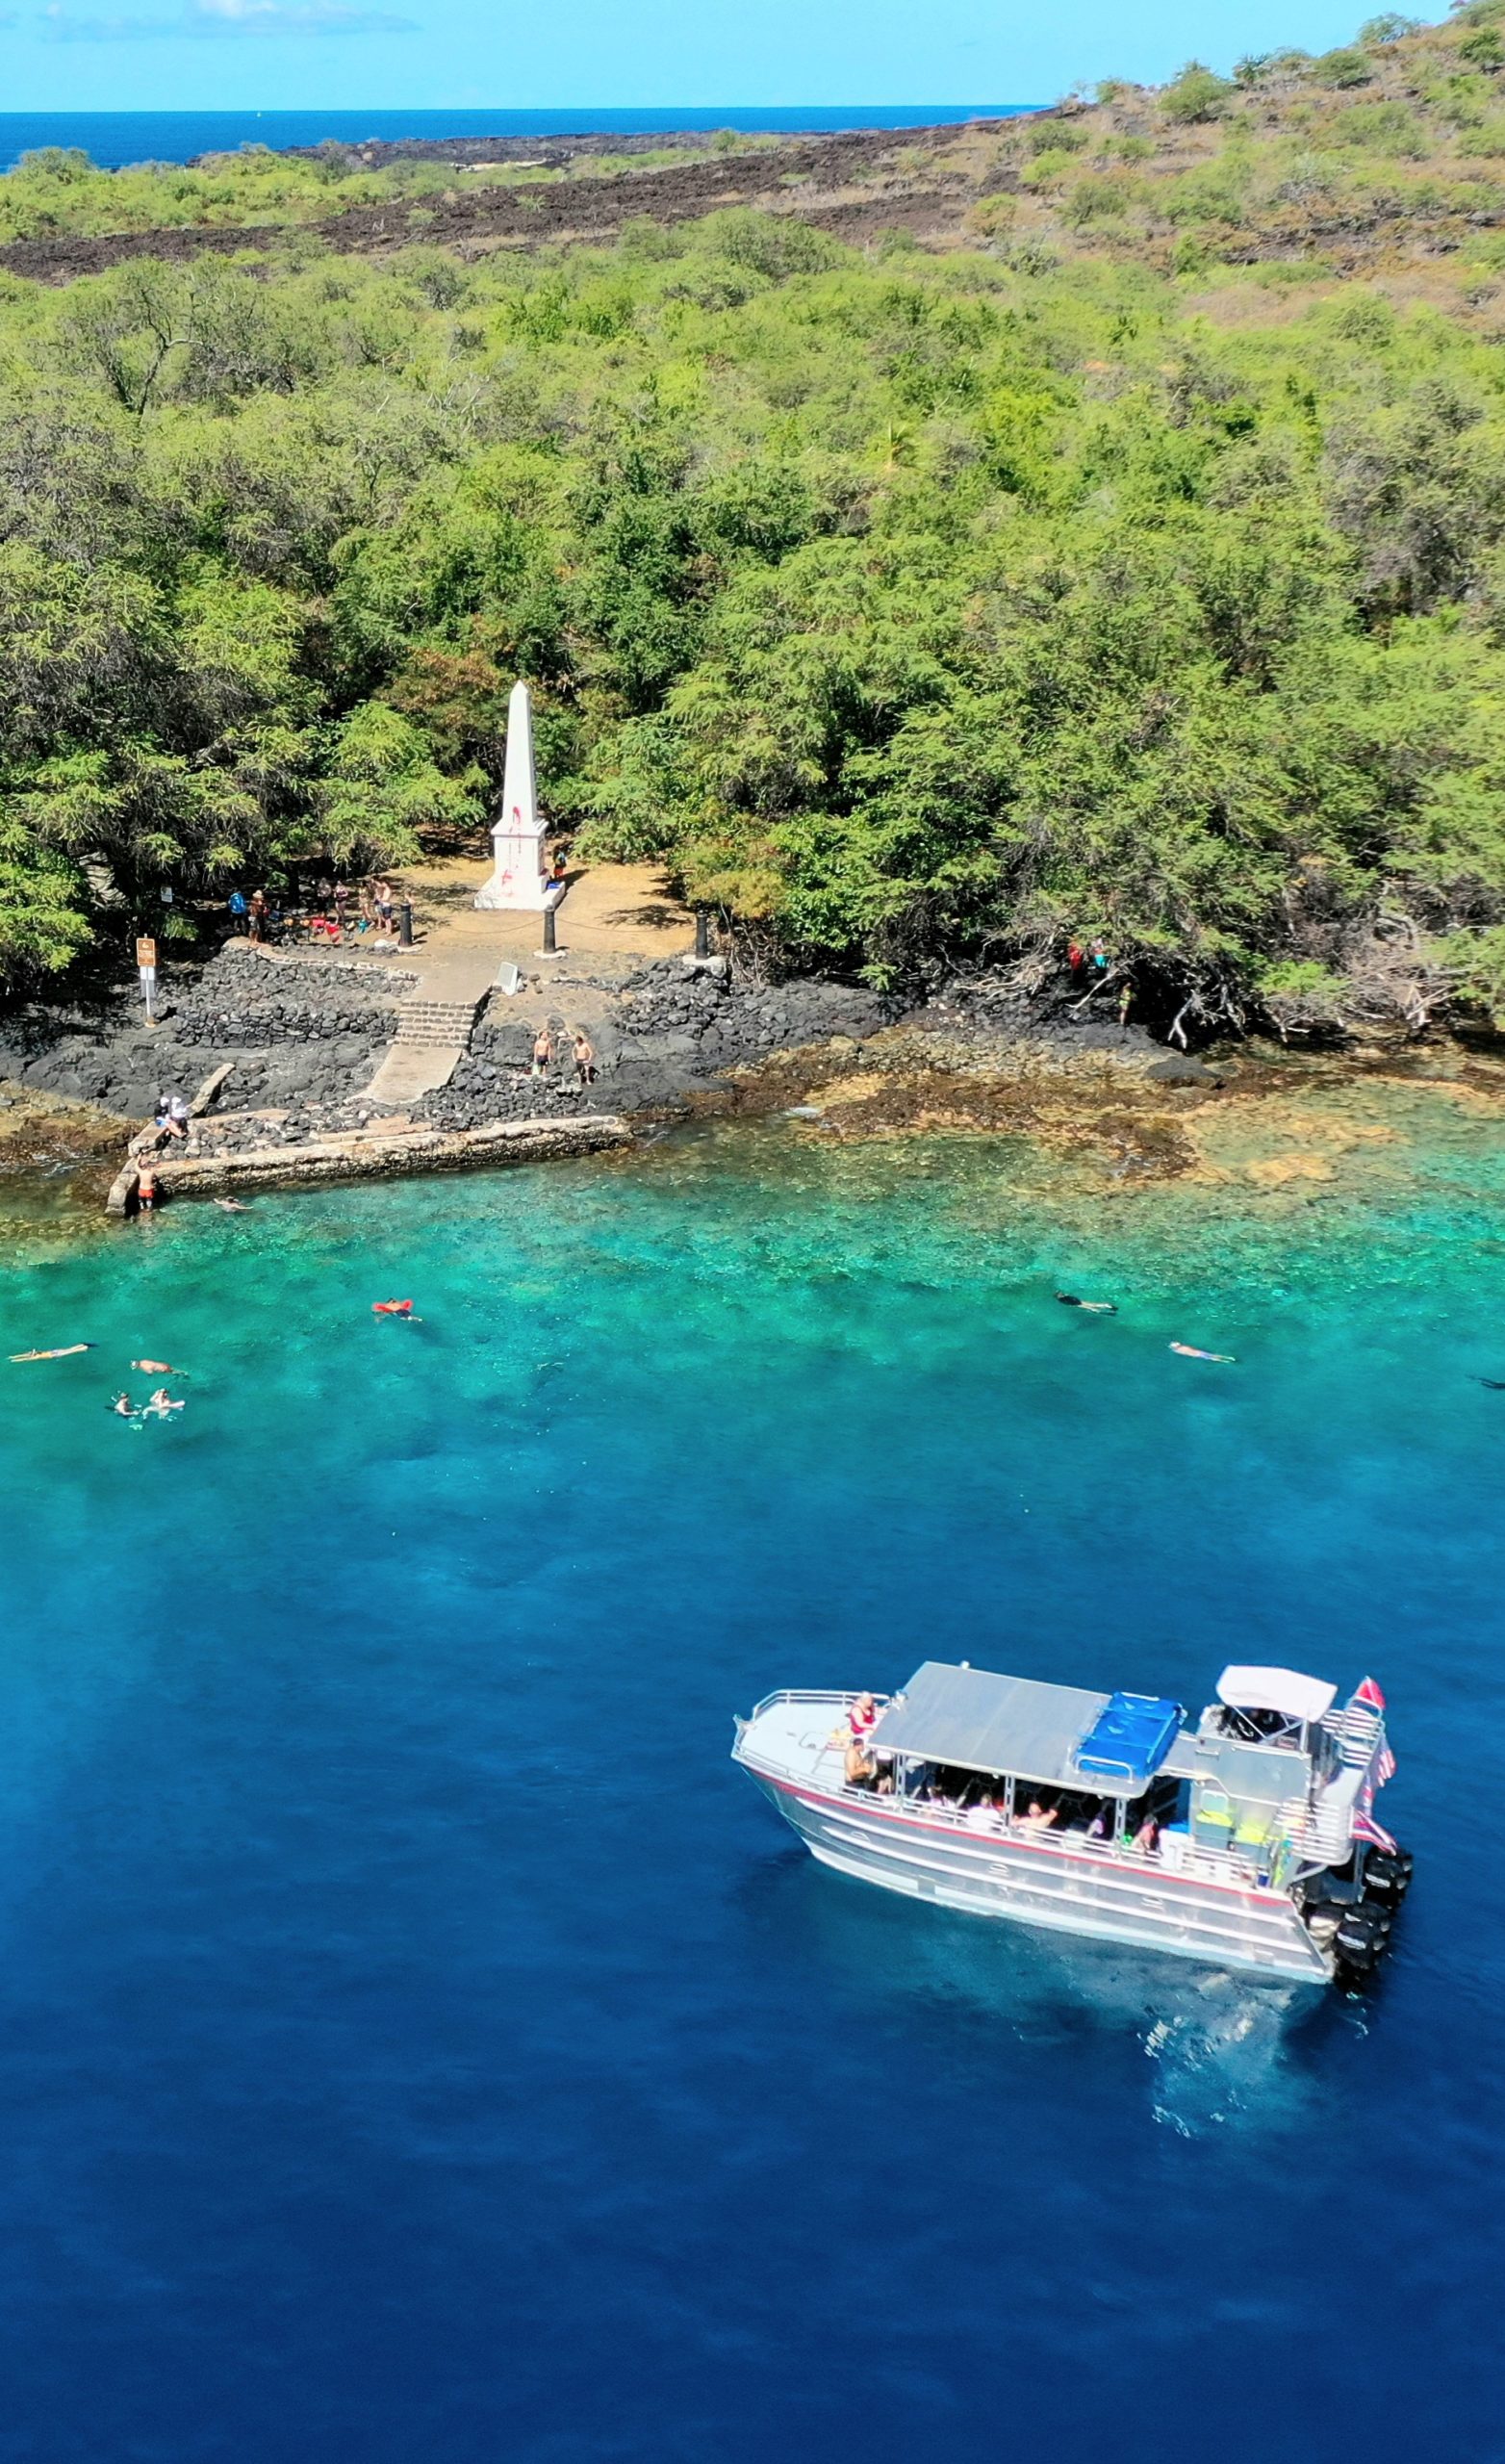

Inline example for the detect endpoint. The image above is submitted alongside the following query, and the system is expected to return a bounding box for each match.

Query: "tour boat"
[732,1660,1411,1986]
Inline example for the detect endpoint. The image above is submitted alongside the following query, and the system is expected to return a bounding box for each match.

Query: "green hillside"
[8,11,1505,1035]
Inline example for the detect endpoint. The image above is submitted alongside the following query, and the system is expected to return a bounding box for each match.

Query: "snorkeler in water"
[1170,1342,1237,1363]
[1056,1294,1117,1314]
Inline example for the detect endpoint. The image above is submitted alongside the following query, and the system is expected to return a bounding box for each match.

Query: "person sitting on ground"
[167,1094,191,1139]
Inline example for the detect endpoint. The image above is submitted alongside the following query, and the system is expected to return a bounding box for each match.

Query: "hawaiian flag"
[1353,1808,1398,1856]
[1353,1675,1387,1712]
[1355,1770,1397,1856]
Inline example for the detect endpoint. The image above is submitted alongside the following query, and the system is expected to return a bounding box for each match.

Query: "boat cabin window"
[1214,1703,1305,1750]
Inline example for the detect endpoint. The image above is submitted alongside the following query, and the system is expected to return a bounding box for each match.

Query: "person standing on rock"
[531,1026,553,1080]
[573,1029,595,1088]
[249,888,269,944]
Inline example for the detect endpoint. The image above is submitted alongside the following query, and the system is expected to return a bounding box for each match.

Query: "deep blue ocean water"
[0,1097,1500,2462]
[0,107,1032,174]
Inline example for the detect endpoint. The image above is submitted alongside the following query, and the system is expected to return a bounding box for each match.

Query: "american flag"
[1374,1744,1397,1787]
[1353,1675,1387,1712]
[1353,1809,1398,1856]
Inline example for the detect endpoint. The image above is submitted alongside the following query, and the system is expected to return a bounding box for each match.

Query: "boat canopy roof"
[875,1662,1186,1795]
[1215,1665,1336,1723]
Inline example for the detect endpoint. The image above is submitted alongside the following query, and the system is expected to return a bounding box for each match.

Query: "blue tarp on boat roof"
[1072,1692,1183,1791]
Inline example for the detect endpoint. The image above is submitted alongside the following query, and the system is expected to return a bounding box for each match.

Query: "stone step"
[393,994,483,1047]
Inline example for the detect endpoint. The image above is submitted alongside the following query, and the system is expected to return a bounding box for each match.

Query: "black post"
[542,902,557,955]
[695,907,710,960]
[399,900,414,949]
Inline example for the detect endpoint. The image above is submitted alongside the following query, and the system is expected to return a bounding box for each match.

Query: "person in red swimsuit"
[849,1692,880,1738]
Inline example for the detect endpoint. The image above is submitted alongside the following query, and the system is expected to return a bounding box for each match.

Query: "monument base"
[474,879,549,912]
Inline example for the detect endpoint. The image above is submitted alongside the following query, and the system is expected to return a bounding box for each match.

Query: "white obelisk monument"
[475,680,549,911]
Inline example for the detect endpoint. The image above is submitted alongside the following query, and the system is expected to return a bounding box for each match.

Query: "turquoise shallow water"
[0,1103,1500,2461]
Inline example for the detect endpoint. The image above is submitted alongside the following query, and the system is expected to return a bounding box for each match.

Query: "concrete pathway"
[357,859,694,1107]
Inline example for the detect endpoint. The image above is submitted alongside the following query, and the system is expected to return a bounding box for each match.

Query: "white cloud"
[38,0,417,34]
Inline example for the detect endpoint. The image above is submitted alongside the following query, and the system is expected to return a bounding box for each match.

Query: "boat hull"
[750,1769,1332,1986]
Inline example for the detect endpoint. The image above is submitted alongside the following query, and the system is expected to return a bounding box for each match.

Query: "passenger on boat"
[1133,1815,1160,1855]
[844,1737,878,1789]
[848,1692,880,1739]
[1017,1799,1059,1831]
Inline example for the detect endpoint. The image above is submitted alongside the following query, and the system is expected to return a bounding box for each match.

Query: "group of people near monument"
[531,1024,596,1087]
[228,877,399,947]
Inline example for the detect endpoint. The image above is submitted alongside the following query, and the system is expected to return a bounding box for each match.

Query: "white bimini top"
[1215,1665,1337,1723]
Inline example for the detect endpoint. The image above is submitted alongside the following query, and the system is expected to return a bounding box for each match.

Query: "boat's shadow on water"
[736,1847,1352,2135]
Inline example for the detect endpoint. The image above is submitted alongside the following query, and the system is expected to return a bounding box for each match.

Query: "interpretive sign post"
[137,937,158,1024]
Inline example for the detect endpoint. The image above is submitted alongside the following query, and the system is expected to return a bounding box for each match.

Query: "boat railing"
[797,1769,1283,1891]
[746,1688,883,1718]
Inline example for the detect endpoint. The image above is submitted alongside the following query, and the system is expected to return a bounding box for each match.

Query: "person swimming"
[214,1197,249,1214]
[1056,1294,1117,1314]
[372,1298,414,1317]
[1170,1342,1237,1363]
[109,1392,138,1418]
[11,1344,96,1362]
[142,1388,184,1415]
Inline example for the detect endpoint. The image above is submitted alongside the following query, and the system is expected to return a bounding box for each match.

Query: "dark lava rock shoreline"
[0,942,1195,1167]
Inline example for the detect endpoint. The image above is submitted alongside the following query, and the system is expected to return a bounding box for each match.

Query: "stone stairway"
[363,990,484,1106]
[393,995,485,1048]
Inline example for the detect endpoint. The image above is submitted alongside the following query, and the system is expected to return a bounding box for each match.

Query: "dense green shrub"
[3,93,1505,1018]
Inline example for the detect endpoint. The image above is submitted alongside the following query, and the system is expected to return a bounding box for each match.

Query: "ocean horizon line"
[0,103,1039,174]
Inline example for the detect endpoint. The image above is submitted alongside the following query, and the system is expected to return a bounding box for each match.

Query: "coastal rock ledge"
[108,1113,631,1211]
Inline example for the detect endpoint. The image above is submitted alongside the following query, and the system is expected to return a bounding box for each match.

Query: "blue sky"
[0,0,1445,116]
